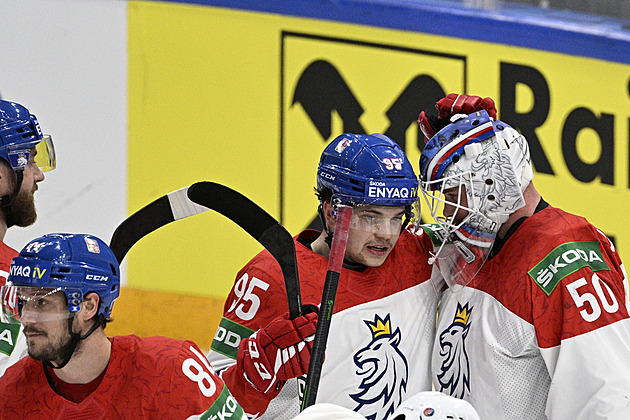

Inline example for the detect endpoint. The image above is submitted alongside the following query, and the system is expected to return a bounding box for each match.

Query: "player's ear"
[80,292,100,320]
[322,200,336,229]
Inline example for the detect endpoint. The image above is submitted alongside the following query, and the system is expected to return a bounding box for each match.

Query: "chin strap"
[0,170,23,228]
[317,203,335,248]
[46,315,104,370]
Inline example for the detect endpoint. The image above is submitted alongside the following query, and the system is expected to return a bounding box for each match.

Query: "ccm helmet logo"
[86,274,108,282]
[319,171,336,181]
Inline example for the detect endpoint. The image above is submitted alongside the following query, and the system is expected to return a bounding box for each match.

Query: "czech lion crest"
[350,314,408,420]
[436,302,473,399]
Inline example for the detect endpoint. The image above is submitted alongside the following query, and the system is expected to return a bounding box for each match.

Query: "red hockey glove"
[418,93,497,143]
[436,93,497,120]
[237,312,318,394]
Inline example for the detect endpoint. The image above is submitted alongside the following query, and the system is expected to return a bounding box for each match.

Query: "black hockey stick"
[109,181,303,320]
[301,204,353,409]
[186,182,302,319]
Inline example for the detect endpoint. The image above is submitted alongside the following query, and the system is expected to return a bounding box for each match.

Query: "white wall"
[0,0,128,274]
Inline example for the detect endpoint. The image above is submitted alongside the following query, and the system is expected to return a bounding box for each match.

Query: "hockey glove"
[418,93,497,143]
[237,311,318,394]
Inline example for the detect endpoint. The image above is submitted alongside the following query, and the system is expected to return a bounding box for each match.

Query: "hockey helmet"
[317,133,418,207]
[419,110,533,235]
[1,233,120,323]
[417,110,533,288]
[392,391,480,420]
[0,100,56,173]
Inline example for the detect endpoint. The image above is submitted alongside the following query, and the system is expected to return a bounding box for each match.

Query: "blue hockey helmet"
[6,233,120,319]
[0,100,56,173]
[317,133,419,207]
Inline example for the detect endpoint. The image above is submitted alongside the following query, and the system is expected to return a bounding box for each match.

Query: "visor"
[1,286,74,324]
[338,200,418,234]
[6,135,56,172]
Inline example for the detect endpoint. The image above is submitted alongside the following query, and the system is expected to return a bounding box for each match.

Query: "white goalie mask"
[418,110,533,288]
[391,391,480,420]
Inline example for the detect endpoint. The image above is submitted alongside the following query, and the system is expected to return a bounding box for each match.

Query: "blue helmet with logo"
[0,100,56,172]
[7,233,120,319]
[317,133,418,207]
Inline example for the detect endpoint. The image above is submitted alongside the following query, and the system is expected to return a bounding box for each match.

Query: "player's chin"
[361,250,391,267]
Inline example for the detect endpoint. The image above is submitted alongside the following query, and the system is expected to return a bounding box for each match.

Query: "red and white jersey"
[208,228,439,420]
[0,335,245,419]
[431,205,630,420]
[0,241,23,378]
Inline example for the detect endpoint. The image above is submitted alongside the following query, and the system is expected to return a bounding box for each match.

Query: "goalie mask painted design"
[391,391,480,420]
[418,110,533,288]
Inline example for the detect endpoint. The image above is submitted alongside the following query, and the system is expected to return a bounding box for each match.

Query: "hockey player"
[208,133,439,419]
[0,233,246,418]
[0,100,55,377]
[391,391,480,420]
[417,96,630,419]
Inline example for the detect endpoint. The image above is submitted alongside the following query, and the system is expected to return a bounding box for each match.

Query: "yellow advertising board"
[128,1,630,306]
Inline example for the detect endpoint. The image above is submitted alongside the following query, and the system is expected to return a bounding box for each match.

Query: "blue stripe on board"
[152,0,630,64]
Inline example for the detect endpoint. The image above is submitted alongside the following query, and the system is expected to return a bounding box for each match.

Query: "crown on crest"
[366,314,391,338]
[453,303,472,325]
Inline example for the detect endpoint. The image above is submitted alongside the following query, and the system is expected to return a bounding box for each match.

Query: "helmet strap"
[0,169,23,228]
[317,202,335,248]
[46,314,104,370]
[400,206,412,232]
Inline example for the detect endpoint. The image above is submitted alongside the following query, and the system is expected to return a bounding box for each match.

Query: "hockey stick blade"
[301,204,353,410]
[186,181,302,319]
[110,185,209,264]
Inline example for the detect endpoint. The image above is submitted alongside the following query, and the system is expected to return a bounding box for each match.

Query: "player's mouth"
[24,328,46,338]
[366,244,390,255]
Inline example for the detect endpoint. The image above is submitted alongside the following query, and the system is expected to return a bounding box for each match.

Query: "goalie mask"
[418,110,533,288]
[391,391,480,420]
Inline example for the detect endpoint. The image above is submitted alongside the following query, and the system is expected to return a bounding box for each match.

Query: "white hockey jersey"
[431,205,630,420]
[208,228,439,420]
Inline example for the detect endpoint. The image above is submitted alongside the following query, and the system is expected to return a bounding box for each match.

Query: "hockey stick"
[109,181,303,320]
[301,204,353,409]
[186,182,302,319]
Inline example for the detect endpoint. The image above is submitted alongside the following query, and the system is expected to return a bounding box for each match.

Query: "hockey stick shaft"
[301,204,353,409]
[186,182,302,319]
